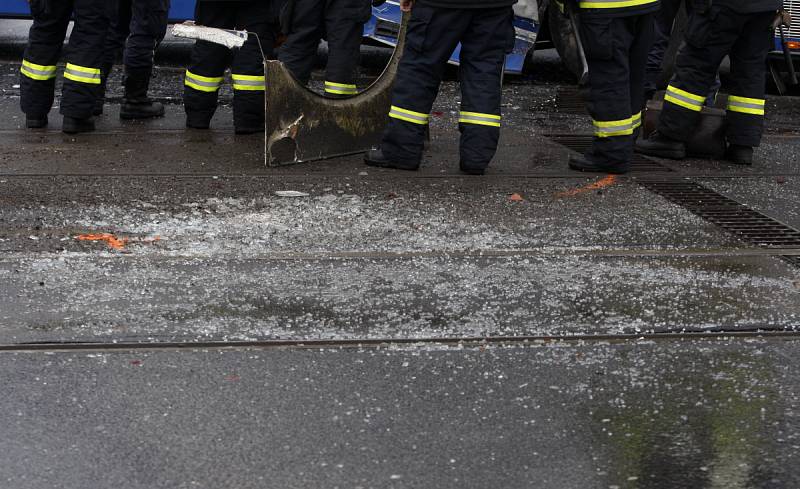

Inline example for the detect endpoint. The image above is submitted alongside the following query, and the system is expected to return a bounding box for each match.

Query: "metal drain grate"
[781,255,800,267]
[640,179,800,249]
[554,87,586,114]
[549,135,673,172]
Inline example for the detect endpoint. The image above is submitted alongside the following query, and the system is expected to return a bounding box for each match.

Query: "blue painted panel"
[0,0,28,16]
[0,0,196,20]
[365,3,538,74]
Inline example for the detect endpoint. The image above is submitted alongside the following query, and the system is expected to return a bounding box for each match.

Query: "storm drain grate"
[554,87,587,114]
[780,255,800,267]
[640,179,800,249]
[549,135,673,173]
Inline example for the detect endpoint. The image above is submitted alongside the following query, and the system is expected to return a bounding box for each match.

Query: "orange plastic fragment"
[556,175,617,198]
[509,193,524,202]
[76,233,129,250]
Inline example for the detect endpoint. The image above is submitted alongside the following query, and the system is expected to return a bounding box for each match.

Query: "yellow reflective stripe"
[21,65,56,81]
[667,85,705,102]
[389,105,429,125]
[232,73,265,91]
[580,0,657,7]
[592,116,632,128]
[185,81,217,92]
[728,95,765,106]
[231,74,265,81]
[459,111,502,127]
[325,81,358,95]
[64,72,101,84]
[23,59,56,72]
[631,111,642,129]
[665,85,704,112]
[664,94,702,112]
[21,59,57,80]
[63,63,101,84]
[185,70,223,83]
[325,81,354,88]
[185,70,223,92]
[65,63,100,75]
[727,95,765,115]
[592,117,633,137]
[460,111,501,120]
[232,84,265,91]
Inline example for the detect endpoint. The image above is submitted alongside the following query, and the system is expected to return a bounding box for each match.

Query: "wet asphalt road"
[1,31,800,487]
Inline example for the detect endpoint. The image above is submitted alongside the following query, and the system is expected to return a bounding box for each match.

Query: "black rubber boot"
[725,144,753,165]
[568,154,630,175]
[26,115,48,129]
[62,116,96,134]
[459,163,486,175]
[635,131,686,159]
[120,67,165,120]
[364,149,419,171]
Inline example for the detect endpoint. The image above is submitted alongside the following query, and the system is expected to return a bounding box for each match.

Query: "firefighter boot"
[364,149,420,171]
[725,144,753,165]
[62,116,96,134]
[26,115,48,129]
[120,68,165,120]
[635,131,686,159]
[568,154,630,175]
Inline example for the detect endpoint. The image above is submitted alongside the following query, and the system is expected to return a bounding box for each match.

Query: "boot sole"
[568,162,629,175]
[634,146,685,160]
[364,157,418,171]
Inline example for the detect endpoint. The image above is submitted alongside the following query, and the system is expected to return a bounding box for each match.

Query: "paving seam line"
[1,329,799,353]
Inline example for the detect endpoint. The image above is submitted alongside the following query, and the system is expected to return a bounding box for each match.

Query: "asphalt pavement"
[1,34,800,487]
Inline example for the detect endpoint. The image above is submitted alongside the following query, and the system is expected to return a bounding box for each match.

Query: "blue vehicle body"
[0,0,196,20]
[0,0,539,74]
[365,1,539,74]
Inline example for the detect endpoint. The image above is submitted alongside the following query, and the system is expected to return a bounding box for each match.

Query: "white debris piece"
[172,22,247,49]
[275,191,310,198]
[513,0,538,20]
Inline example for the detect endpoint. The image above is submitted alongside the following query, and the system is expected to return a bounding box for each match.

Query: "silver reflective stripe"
[389,108,428,123]
[459,113,501,124]
[23,66,55,77]
[729,100,763,110]
[666,89,703,108]
[595,123,631,134]
[233,79,264,87]
[64,67,100,81]
[186,74,220,88]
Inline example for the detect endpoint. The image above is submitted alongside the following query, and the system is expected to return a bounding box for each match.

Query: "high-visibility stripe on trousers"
[232,73,265,91]
[593,116,634,138]
[459,111,501,128]
[185,70,223,92]
[20,59,57,81]
[579,0,658,8]
[389,105,429,125]
[325,81,357,96]
[664,85,704,112]
[63,63,101,85]
[727,95,765,116]
[631,111,642,130]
